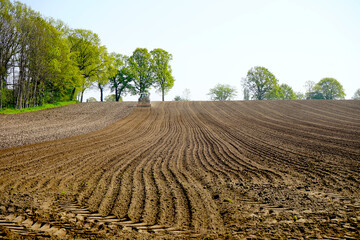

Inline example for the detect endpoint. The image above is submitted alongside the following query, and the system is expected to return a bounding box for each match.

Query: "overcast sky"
[21,0,360,101]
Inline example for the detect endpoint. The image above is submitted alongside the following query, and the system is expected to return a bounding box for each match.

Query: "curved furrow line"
[57,111,153,210]
[152,156,175,227]
[140,102,185,226]
[6,133,144,195]
[221,102,360,154]
[104,104,170,221]
[195,111,321,184]
[209,102,359,177]
[195,102,284,183]
[304,100,360,120]
[169,102,225,233]
[54,111,159,195]
[141,154,160,225]
[84,108,164,214]
[250,102,360,146]
[0,108,150,175]
[289,101,360,125]
[127,162,146,222]
[180,103,233,183]
[244,102,360,141]
[230,101,360,141]
[150,103,196,229]
[189,102,253,179]
[124,101,195,225]
[124,104,173,223]
[259,100,360,132]
[172,102,230,183]
[194,102,275,181]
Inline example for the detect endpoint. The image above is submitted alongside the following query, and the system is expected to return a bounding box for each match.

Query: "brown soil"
[0,100,359,239]
[0,102,136,150]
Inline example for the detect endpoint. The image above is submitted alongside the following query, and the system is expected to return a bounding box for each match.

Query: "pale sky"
[21,0,360,101]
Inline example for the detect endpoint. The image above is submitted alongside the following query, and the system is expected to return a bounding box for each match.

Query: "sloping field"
[0,102,136,150]
[0,100,359,239]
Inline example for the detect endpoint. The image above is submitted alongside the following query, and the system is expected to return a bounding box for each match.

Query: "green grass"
[0,101,77,114]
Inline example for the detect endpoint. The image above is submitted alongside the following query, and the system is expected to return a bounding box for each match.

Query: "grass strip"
[0,101,78,114]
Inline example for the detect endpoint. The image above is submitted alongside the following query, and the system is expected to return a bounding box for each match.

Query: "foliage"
[1,2,177,109]
[127,48,154,95]
[108,53,134,102]
[352,89,360,100]
[68,28,108,102]
[208,84,237,101]
[173,96,183,101]
[87,97,97,102]
[243,88,250,100]
[150,48,175,101]
[304,80,316,99]
[278,84,296,100]
[295,92,305,100]
[242,66,279,100]
[306,78,345,100]
[0,101,77,114]
[105,94,120,102]
[314,78,345,100]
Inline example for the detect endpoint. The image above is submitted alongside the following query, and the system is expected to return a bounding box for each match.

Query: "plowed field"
[0,100,359,239]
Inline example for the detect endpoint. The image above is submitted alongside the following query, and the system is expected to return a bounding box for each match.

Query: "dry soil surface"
[0,100,359,239]
[0,102,136,150]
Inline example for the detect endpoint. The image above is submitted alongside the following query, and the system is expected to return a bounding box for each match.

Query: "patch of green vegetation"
[224,198,233,203]
[0,101,78,114]
[60,191,67,195]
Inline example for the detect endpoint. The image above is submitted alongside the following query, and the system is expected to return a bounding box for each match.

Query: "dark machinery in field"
[137,92,151,107]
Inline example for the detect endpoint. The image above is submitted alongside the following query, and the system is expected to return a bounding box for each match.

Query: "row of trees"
[206,66,353,101]
[108,48,174,102]
[242,66,346,100]
[0,0,175,109]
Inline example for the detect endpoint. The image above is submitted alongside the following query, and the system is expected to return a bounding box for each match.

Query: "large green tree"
[242,66,279,100]
[208,84,237,101]
[108,53,134,102]
[150,48,175,101]
[0,0,19,108]
[314,78,345,100]
[278,84,296,100]
[68,29,104,102]
[95,46,112,102]
[127,48,154,95]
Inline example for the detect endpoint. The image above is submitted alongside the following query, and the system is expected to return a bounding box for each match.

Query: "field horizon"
[0,100,359,239]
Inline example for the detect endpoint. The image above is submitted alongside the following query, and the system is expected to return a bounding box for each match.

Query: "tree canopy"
[315,78,345,100]
[306,78,345,100]
[0,1,176,109]
[278,84,296,100]
[150,48,175,101]
[208,84,237,101]
[242,66,279,100]
[127,48,154,95]
[352,89,360,100]
[108,54,134,102]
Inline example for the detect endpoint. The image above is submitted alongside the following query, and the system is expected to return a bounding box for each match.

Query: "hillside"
[0,100,359,239]
[0,102,136,150]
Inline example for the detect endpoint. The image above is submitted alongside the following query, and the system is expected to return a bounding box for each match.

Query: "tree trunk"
[100,87,103,102]
[162,87,165,101]
[80,90,84,102]
[115,87,119,102]
[0,78,3,109]
[71,87,76,101]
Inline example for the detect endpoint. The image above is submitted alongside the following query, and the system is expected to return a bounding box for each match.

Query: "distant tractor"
[137,92,151,107]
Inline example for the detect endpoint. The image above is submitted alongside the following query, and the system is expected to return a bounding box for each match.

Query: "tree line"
[0,0,174,109]
[207,66,359,101]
